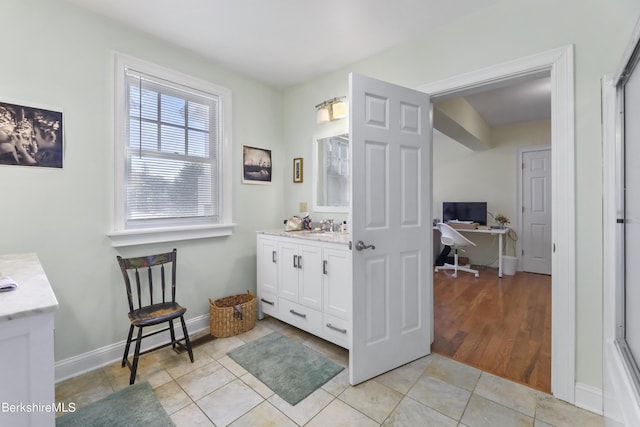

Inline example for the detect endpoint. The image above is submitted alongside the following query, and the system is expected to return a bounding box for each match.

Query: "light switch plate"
[299,202,308,212]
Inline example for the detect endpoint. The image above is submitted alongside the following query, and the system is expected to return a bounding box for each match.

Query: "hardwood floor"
[432,267,551,393]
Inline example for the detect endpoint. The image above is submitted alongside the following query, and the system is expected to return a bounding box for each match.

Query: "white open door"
[349,73,432,384]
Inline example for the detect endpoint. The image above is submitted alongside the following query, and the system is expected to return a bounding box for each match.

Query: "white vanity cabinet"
[279,241,322,310]
[0,253,59,427]
[256,231,352,348]
[321,247,352,348]
[257,236,279,317]
[278,240,323,336]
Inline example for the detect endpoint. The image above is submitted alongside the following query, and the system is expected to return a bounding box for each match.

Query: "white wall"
[282,0,640,393]
[433,119,551,265]
[0,0,285,362]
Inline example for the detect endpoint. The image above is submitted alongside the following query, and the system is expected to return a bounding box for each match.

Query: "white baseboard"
[575,382,603,415]
[54,314,209,383]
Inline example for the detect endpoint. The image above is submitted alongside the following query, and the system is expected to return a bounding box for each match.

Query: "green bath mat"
[56,381,173,427]
[227,332,344,405]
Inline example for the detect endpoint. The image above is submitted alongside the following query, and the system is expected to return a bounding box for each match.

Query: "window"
[110,54,233,247]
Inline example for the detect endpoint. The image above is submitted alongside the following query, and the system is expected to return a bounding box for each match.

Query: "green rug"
[227,332,344,405]
[56,381,174,427]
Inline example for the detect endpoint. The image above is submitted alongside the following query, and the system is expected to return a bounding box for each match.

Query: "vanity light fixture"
[316,103,331,123]
[331,98,347,120]
[315,97,347,123]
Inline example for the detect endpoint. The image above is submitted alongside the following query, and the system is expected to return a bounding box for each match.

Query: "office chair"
[434,223,480,278]
[117,248,194,384]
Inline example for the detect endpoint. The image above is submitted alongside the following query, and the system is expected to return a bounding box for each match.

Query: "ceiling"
[63,0,550,126]
[463,76,551,127]
[64,0,499,88]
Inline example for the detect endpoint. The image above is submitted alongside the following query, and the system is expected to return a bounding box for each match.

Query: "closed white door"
[522,148,552,275]
[298,244,323,310]
[257,236,278,295]
[349,73,431,384]
[323,247,352,320]
[278,241,299,302]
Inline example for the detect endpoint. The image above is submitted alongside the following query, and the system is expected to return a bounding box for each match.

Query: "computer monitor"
[442,202,487,225]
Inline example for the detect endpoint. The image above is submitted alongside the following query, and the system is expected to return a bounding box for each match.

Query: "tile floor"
[55,317,604,426]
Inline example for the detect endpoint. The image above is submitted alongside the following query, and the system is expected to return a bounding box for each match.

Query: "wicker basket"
[209,291,256,338]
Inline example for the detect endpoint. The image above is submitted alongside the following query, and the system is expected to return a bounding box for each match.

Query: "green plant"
[489,212,510,226]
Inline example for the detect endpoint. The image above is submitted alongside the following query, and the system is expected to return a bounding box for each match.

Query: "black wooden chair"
[117,248,194,384]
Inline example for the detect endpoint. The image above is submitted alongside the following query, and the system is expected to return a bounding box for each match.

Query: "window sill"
[108,223,236,247]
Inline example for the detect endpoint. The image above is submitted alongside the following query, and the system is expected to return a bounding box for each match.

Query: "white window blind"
[124,69,219,228]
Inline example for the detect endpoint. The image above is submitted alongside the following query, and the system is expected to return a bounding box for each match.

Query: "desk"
[434,226,509,277]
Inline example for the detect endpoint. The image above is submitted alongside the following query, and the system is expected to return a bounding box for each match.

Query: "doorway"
[419,45,575,402]
[431,84,552,392]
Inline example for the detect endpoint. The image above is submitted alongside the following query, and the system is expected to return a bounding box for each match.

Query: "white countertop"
[258,229,352,246]
[0,253,59,322]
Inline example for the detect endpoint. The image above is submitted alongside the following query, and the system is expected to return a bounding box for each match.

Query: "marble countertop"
[258,229,352,246]
[0,253,59,322]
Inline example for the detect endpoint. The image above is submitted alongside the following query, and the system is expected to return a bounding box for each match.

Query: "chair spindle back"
[117,249,177,312]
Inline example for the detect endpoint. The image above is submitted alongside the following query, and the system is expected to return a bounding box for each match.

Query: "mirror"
[312,132,350,213]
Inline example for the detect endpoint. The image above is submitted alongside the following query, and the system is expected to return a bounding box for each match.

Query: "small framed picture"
[293,157,303,183]
[242,145,272,184]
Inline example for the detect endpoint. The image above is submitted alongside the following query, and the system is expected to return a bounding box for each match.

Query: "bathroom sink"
[293,230,343,239]
[268,229,350,244]
[299,230,334,236]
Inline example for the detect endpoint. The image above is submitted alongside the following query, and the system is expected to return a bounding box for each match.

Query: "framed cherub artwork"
[0,100,63,168]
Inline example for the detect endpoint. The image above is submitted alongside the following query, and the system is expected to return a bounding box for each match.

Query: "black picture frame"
[0,100,63,168]
[242,145,272,184]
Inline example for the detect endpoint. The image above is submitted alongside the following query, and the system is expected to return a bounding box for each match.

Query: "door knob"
[355,240,375,251]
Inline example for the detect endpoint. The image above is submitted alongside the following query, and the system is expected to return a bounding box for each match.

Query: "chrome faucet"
[321,219,334,232]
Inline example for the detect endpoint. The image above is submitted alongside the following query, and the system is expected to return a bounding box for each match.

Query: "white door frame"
[517,144,552,274]
[418,45,575,403]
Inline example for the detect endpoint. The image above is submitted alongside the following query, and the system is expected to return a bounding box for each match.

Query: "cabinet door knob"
[323,260,328,275]
[272,250,277,263]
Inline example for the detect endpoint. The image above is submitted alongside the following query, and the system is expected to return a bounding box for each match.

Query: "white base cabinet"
[257,232,352,349]
[256,236,279,319]
[0,253,58,427]
[0,312,55,427]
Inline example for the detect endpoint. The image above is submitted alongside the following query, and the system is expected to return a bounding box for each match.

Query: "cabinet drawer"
[279,299,322,335]
[257,291,278,318]
[322,313,351,349]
